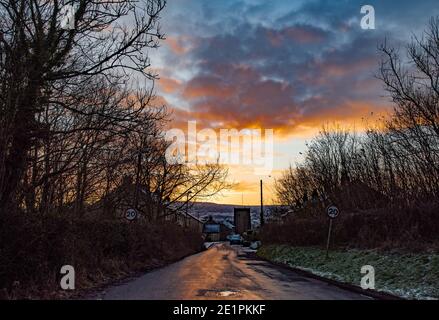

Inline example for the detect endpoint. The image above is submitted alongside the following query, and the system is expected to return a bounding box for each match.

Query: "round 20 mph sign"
[326,205,339,219]
[125,208,138,221]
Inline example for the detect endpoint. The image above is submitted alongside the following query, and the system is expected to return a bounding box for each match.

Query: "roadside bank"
[257,245,439,300]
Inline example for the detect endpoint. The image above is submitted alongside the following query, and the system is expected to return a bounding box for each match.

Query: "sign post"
[325,205,339,259]
[125,208,138,222]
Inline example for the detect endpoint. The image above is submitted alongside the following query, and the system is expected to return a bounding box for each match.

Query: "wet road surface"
[92,243,370,300]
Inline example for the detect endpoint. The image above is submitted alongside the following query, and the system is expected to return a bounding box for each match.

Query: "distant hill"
[188,202,279,228]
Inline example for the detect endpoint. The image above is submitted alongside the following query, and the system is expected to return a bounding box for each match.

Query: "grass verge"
[257,245,439,300]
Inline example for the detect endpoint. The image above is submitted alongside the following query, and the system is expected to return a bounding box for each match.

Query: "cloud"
[233,181,257,193]
[165,36,187,55]
[158,76,182,94]
[152,0,439,137]
[268,25,330,45]
[146,0,439,205]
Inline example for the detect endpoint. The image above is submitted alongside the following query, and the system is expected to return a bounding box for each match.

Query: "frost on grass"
[257,245,439,300]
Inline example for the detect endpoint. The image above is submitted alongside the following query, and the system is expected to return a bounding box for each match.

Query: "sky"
[149,0,439,205]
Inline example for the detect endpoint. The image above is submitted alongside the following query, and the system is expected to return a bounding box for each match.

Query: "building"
[203,217,221,242]
[96,176,204,232]
[202,216,233,241]
[175,210,204,233]
[234,208,251,235]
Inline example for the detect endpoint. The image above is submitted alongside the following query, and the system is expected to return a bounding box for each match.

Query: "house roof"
[203,224,220,233]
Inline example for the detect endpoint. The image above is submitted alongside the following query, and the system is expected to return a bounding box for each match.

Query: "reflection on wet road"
[94,243,370,300]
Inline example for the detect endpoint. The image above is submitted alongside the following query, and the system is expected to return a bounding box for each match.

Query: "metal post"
[185,191,192,229]
[134,152,141,209]
[325,219,333,259]
[185,194,189,228]
[260,180,264,227]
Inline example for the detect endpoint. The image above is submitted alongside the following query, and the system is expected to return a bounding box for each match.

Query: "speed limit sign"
[326,205,339,219]
[125,208,138,221]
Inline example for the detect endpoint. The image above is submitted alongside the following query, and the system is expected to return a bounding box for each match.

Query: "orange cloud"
[157,60,391,141]
[165,99,391,140]
[158,76,182,94]
[164,35,198,55]
[182,78,236,100]
[283,26,328,43]
[266,25,329,46]
[233,181,257,193]
[165,36,187,55]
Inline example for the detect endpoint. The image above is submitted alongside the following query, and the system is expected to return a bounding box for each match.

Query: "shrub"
[0,211,203,299]
[260,202,439,251]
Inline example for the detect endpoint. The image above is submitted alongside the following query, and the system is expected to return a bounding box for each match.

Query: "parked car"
[229,234,242,245]
[242,240,251,247]
[250,241,262,250]
[243,230,259,242]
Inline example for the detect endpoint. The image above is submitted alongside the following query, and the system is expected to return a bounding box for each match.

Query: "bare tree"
[0,0,166,212]
[379,16,439,200]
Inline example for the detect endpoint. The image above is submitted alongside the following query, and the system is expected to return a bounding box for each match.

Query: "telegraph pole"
[185,191,192,228]
[134,151,142,209]
[260,180,264,227]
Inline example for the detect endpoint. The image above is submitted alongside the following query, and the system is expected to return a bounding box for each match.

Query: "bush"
[260,202,439,250]
[0,211,203,299]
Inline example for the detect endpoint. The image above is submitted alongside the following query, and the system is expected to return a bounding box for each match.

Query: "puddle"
[197,289,240,297]
[219,290,238,297]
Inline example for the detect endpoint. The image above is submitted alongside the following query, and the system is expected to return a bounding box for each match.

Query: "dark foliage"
[0,211,202,299]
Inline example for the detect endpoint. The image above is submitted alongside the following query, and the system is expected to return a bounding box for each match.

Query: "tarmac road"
[92,243,370,300]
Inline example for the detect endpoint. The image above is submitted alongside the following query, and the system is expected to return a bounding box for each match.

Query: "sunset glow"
[151,0,439,205]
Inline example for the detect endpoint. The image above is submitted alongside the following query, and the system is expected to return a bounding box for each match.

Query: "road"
[91,243,370,300]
